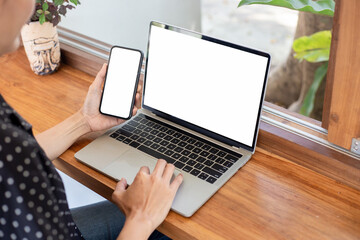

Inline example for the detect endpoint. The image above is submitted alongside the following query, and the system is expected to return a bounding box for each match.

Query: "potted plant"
[21,0,80,75]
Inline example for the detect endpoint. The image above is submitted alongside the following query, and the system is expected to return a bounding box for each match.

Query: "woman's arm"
[36,64,141,160]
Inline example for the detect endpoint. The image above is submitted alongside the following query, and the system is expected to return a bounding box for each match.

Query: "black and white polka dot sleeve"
[0,96,83,239]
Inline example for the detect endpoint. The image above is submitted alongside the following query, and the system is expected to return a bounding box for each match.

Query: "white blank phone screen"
[100,47,141,118]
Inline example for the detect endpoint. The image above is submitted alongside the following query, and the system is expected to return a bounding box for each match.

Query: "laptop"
[75,21,271,217]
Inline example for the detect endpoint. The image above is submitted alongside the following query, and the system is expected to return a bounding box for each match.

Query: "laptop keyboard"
[109,114,242,184]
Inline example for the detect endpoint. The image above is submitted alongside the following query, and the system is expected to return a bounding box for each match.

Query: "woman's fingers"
[162,163,175,183]
[170,174,183,192]
[152,159,167,178]
[92,63,107,90]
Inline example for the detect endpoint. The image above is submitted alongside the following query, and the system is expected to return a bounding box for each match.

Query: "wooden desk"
[1,48,359,240]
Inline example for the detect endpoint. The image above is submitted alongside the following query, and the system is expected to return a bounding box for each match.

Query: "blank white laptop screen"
[143,24,269,148]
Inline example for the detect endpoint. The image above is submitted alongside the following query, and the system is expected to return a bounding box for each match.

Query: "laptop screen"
[143,22,270,151]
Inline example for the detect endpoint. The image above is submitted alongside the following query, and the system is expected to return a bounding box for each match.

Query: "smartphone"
[100,46,143,120]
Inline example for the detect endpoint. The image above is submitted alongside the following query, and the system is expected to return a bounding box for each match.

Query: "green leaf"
[238,0,335,16]
[53,0,64,6]
[69,0,78,6]
[299,63,328,116]
[294,49,330,62]
[293,31,331,63]
[42,2,48,11]
[39,13,46,24]
[37,9,43,14]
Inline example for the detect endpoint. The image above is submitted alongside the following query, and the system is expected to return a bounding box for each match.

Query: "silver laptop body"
[75,21,271,217]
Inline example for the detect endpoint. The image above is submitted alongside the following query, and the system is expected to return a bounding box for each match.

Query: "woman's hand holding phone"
[80,63,142,133]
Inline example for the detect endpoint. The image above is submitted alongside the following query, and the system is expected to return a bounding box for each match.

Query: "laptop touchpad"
[102,149,158,184]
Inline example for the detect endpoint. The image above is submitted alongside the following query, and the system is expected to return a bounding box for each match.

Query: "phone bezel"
[99,45,143,120]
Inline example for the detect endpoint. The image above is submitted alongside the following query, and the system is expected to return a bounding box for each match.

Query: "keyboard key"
[130,141,140,148]
[182,166,192,172]
[133,129,142,135]
[217,151,226,157]
[187,160,196,166]
[166,129,175,135]
[160,140,169,146]
[197,156,206,163]
[185,145,194,151]
[202,145,211,150]
[172,153,181,159]
[157,132,166,138]
[189,153,198,159]
[153,124,161,129]
[123,125,135,132]
[187,138,196,144]
[150,130,159,135]
[110,132,119,138]
[178,141,187,147]
[215,157,225,164]
[137,137,146,143]
[144,140,153,146]
[170,138,180,144]
[179,156,189,163]
[138,145,175,164]
[210,148,219,154]
[194,163,204,170]
[123,138,132,144]
[153,137,162,143]
[173,132,182,138]
[159,126,168,132]
[144,127,152,132]
[130,135,139,140]
[164,136,173,141]
[174,147,183,153]
[212,163,228,173]
[181,150,191,156]
[140,132,148,138]
[180,135,189,141]
[165,150,174,156]
[225,154,240,163]
[150,143,160,150]
[133,116,142,122]
[158,147,166,153]
[202,167,222,178]
[204,160,213,167]
[138,125,146,130]
[116,135,126,141]
[146,121,155,127]
[190,169,200,176]
[208,154,217,161]
[193,148,202,154]
[128,121,140,127]
[167,144,176,150]
[198,173,209,180]
[200,151,210,157]
[195,141,203,147]
[224,161,233,168]
[174,161,185,169]
[140,118,148,124]
[116,129,132,137]
[146,135,155,140]
[206,176,217,184]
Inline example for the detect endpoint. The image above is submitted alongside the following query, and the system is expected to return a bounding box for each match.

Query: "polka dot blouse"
[0,95,83,239]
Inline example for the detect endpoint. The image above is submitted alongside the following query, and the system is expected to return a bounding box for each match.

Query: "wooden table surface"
[1,48,359,240]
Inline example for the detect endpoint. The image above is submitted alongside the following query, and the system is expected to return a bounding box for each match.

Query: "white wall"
[59,0,201,53]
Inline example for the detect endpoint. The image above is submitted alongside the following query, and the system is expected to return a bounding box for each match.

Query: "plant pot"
[21,22,61,75]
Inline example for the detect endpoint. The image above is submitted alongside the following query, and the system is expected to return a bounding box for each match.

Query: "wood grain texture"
[323,0,360,149]
[1,48,360,240]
